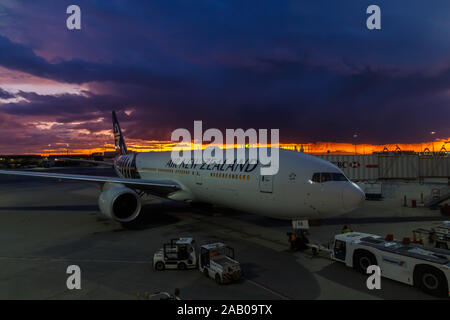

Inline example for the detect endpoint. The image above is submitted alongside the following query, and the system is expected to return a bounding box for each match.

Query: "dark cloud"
[0,87,15,99]
[0,35,186,89]
[1,61,448,146]
[0,0,449,153]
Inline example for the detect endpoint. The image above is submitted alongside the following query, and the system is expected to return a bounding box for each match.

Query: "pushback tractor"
[331,232,450,297]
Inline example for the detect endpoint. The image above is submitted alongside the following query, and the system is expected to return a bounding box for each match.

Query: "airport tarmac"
[0,167,447,300]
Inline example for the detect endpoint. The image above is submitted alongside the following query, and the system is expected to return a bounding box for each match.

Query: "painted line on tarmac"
[245,278,292,300]
[0,256,150,264]
[1,256,292,299]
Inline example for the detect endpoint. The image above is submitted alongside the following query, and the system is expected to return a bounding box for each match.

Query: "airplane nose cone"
[342,183,365,211]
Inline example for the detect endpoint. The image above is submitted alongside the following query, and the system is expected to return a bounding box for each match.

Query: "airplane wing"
[0,170,180,197]
[56,158,114,166]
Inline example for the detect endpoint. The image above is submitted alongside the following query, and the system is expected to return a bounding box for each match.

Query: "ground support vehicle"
[329,232,450,297]
[199,242,242,284]
[153,238,197,271]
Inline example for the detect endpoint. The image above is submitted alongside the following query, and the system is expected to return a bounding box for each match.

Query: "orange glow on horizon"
[32,138,450,157]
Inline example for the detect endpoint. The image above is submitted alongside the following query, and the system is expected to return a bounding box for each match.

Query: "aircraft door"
[259,175,273,193]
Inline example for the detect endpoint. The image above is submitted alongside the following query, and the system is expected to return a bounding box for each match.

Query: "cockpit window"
[312,173,320,183]
[332,173,348,181]
[312,172,348,183]
[321,173,332,182]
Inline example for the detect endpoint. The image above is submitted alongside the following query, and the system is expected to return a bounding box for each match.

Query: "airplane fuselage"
[113,148,365,220]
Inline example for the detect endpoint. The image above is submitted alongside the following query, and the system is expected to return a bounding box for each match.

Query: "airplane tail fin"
[112,111,128,155]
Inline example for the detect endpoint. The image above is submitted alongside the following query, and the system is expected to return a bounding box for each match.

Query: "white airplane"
[0,112,365,229]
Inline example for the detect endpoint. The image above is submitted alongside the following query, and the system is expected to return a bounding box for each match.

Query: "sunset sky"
[0,1,449,155]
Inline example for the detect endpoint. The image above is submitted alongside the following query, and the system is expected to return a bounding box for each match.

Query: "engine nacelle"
[98,183,141,223]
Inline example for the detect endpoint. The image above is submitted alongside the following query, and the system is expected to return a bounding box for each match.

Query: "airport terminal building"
[317,153,450,212]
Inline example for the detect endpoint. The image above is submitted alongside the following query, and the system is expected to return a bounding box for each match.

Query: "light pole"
[353,134,358,155]
[430,131,436,154]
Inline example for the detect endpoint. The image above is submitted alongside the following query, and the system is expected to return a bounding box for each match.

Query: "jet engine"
[98,183,141,223]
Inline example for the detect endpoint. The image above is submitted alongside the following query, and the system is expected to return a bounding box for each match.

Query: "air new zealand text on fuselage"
[165,159,258,173]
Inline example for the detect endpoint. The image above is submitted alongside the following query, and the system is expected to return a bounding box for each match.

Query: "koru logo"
[366,265,381,290]
[66,265,82,290]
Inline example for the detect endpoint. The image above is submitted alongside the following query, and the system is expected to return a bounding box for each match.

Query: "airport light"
[430,131,436,154]
[353,134,358,155]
